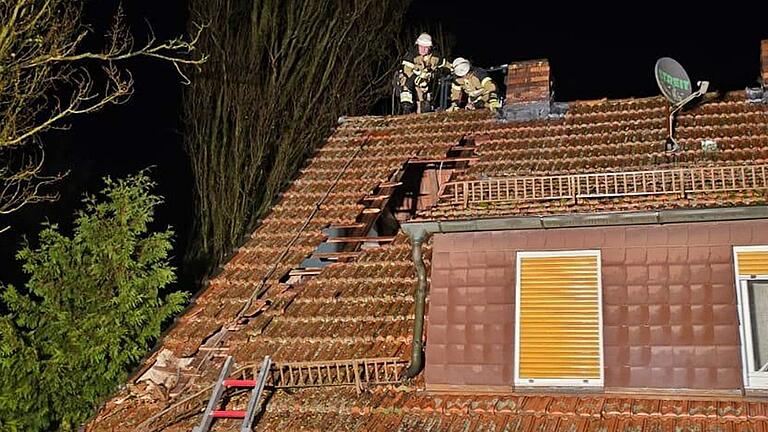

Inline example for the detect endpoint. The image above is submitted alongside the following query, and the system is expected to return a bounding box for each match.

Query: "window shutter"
[517,252,603,385]
[736,250,768,277]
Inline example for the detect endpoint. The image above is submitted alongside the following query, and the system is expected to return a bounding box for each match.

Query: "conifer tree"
[0,172,188,431]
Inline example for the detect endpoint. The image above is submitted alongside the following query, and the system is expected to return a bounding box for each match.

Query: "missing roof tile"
[388,137,477,221]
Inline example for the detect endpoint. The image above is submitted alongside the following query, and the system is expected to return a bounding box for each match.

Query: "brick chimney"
[750,40,768,103]
[762,40,768,87]
[503,59,552,121]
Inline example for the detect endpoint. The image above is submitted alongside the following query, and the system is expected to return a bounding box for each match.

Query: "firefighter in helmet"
[448,57,501,111]
[399,33,451,114]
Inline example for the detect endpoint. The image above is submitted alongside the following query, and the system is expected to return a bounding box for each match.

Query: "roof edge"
[402,206,768,237]
[337,89,752,124]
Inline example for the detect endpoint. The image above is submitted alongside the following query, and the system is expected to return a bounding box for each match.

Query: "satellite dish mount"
[654,57,709,152]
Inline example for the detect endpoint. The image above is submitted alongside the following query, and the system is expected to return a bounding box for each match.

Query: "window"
[515,250,604,387]
[734,246,768,389]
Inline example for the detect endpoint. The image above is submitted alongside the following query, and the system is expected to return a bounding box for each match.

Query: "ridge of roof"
[338,90,751,125]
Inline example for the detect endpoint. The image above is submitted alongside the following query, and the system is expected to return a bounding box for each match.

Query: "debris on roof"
[137,349,194,391]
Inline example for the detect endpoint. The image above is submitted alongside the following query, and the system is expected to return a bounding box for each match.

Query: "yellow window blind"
[517,252,602,384]
[736,250,768,276]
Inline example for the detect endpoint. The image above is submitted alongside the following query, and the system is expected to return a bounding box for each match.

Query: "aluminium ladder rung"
[360,194,391,200]
[377,181,402,188]
[211,410,246,418]
[223,379,257,387]
[324,236,395,243]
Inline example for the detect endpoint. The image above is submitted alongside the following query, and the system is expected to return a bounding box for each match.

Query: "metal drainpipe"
[403,226,429,379]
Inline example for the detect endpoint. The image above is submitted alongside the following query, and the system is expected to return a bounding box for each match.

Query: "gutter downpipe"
[402,225,430,379]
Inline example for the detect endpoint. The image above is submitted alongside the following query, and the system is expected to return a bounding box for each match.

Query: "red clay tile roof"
[97,387,768,431]
[419,92,768,220]
[87,92,768,431]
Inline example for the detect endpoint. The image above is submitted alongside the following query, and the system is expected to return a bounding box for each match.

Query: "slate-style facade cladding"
[88,41,768,432]
[426,220,768,392]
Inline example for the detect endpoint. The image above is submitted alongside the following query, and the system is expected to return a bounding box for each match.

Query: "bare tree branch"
[20,21,208,69]
[0,0,207,227]
[2,66,133,148]
[0,145,66,216]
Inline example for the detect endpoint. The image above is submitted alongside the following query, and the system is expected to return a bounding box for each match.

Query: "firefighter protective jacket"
[401,48,451,81]
[399,48,451,105]
[450,67,500,108]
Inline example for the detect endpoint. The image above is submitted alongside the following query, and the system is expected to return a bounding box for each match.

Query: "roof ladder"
[193,355,272,432]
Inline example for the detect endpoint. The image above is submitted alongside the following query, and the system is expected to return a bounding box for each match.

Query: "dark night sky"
[409,1,765,100]
[1,1,765,289]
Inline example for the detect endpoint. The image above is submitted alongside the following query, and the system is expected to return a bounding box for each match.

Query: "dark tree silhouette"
[184,0,410,271]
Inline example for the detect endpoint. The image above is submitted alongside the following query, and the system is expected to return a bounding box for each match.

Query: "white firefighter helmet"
[415,33,433,47]
[452,57,471,77]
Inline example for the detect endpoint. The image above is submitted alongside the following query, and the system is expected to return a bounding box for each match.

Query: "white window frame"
[733,245,768,389]
[514,250,604,387]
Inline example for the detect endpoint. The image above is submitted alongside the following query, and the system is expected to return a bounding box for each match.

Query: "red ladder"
[192,356,272,432]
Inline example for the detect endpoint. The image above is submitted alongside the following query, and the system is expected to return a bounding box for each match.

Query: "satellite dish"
[653,57,710,152]
[655,57,693,105]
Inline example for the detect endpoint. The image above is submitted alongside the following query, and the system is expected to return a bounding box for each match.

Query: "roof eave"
[402,206,768,238]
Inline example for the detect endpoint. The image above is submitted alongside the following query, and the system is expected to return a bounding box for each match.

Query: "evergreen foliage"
[0,172,188,431]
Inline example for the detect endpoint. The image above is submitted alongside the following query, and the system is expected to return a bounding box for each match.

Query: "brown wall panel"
[425,219,768,391]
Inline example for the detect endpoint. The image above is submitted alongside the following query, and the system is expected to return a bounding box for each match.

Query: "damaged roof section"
[87,111,495,430]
